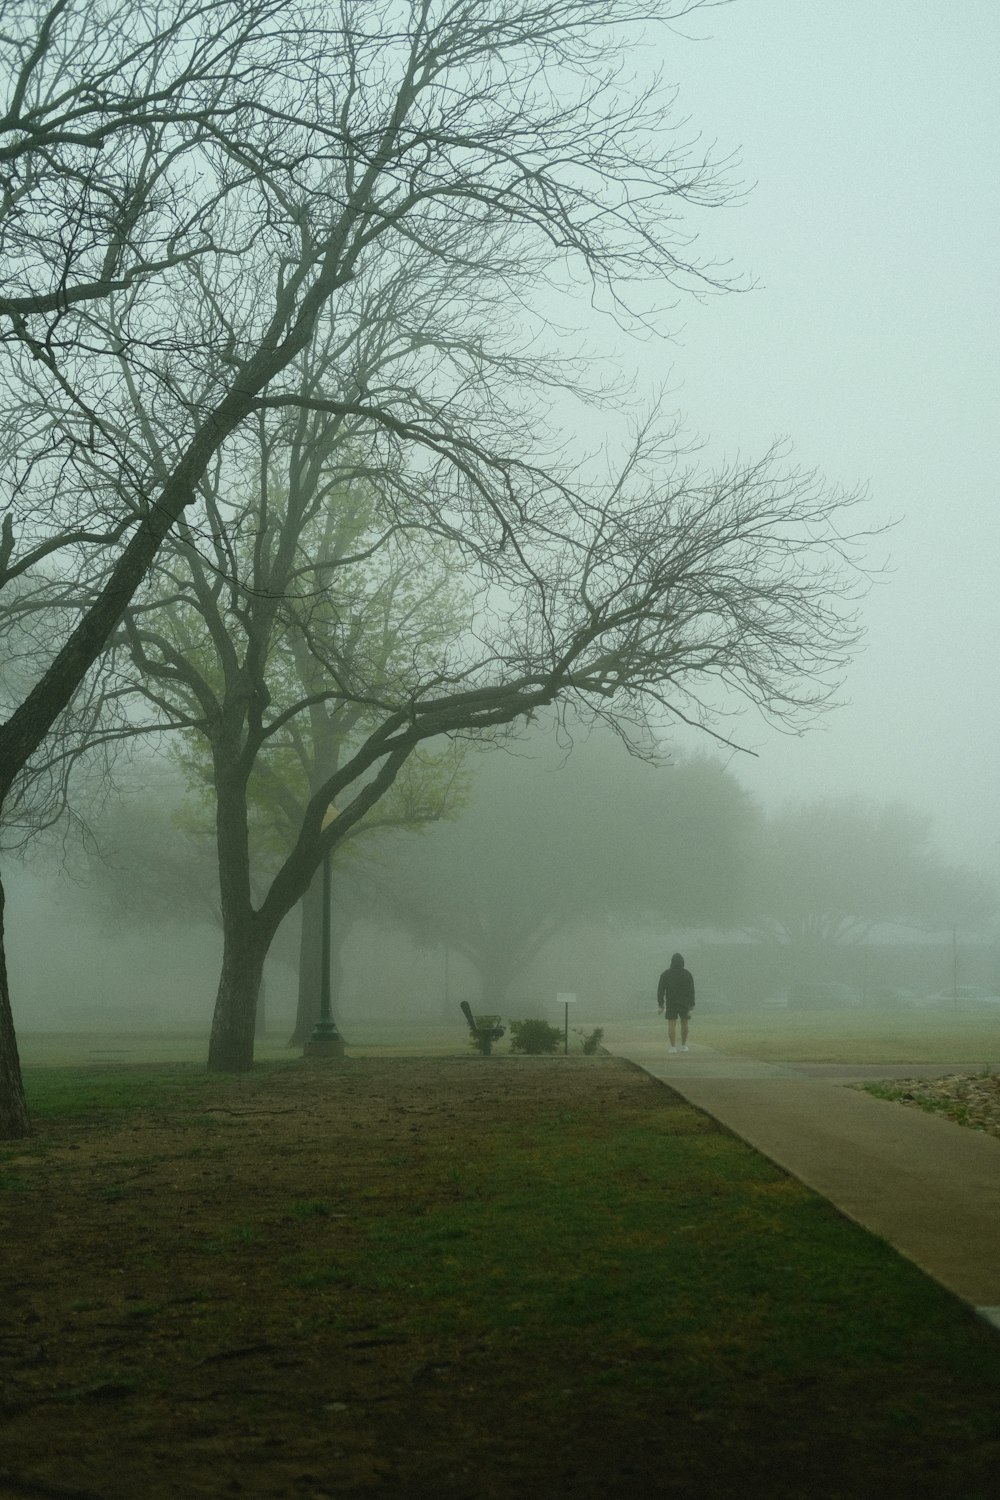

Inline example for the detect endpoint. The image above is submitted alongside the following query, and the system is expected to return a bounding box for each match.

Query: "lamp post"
[557,992,576,1055]
[304,805,345,1059]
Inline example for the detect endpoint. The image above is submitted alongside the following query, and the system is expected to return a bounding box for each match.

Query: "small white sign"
[556,992,577,1005]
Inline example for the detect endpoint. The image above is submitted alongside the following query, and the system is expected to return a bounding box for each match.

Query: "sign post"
[556,992,577,1055]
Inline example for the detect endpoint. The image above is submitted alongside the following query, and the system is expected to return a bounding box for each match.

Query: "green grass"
[4,1056,1000,1496]
[17,1002,1000,1076]
[15,1031,305,1068]
[692,1005,1000,1064]
[18,1059,312,1125]
[15,1022,470,1069]
[272,1068,1000,1491]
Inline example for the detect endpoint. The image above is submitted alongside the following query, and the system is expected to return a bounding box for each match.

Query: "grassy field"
[3,1054,1000,1498]
[17,1001,1000,1071]
[15,1021,488,1068]
[692,1004,1000,1064]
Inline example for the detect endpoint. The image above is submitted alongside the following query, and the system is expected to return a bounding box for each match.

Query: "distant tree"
[61,763,221,934]
[375,728,758,1009]
[42,755,299,1033]
[746,797,997,955]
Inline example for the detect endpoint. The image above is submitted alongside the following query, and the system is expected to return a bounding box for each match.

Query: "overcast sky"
[603,0,999,871]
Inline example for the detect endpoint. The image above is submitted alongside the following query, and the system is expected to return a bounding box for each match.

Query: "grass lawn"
[16,1000,1000,1073]
[14,1022,472,1069]
[693,1004,1000,1065]
[2,1054,999,1497]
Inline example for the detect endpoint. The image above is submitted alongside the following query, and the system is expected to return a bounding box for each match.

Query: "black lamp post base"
[304,1020,345,1059]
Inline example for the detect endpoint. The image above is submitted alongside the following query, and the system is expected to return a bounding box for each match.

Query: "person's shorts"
[663,1003,692,1022]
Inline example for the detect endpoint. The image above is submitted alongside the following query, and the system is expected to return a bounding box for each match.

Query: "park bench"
[459,1000,506,1055]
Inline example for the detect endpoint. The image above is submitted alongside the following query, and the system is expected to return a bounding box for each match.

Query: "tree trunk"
[438,946,454,1021]
[207,921,267,1073]
[207,757,267,1073]
[470,924,557,1018]
[478,961,515,1014]
[289,873,323,1045]
[0,873,31,1139]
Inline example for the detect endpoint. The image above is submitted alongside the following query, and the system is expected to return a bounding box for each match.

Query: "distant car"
[862,986,919,1009]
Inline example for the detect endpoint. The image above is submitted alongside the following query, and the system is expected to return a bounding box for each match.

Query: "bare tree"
[0,0,857,1131]
[119,404,871,1073]
[0,0,327,1131]
[119,428,473,1056]
[1,0,738,793]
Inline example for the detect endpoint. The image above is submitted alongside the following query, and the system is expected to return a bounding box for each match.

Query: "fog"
[4,3,998,1040]
[8,718,997,1038]
[631,1,1000,872]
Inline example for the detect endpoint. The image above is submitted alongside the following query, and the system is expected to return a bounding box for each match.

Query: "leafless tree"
[0,0,857,1130]
[119,387,872,1073]
[115,375,475,1061]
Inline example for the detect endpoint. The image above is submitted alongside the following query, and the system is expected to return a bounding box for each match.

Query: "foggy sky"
[574,2,999,871]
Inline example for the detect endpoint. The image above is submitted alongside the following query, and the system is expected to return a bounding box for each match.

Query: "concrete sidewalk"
[602,1023,1000,1329]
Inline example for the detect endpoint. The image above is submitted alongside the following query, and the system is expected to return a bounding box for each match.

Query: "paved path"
[602,1022,1000,1329]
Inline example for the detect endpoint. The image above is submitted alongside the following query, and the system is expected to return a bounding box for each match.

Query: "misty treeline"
[31,725,997,1024]
[0,0,888,1137]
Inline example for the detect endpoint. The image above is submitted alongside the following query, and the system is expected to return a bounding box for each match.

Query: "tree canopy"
[375,725,757,1007]
[747,797,997,948]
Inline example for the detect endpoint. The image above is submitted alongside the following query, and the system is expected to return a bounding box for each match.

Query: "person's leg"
[680,1015,689,1047]
[668,1016,676,1048]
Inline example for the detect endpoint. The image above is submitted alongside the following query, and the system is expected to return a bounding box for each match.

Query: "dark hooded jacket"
[657,952,695,1012]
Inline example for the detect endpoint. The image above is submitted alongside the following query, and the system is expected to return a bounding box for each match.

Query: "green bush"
[581,1027,605,1055]
[508,1018,563,1055]
[470,1015,506,1055]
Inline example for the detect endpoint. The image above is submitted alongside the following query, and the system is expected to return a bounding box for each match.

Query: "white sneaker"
[680,1045,689,1052]
[669,1045,677,1054]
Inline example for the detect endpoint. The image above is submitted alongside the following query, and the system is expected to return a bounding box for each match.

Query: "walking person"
[657,952,695,1053]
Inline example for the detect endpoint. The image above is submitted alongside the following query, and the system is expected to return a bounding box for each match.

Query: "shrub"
[581,1027,605,1055]
[508,1018,563,1055]
[470,1015,506,1056]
